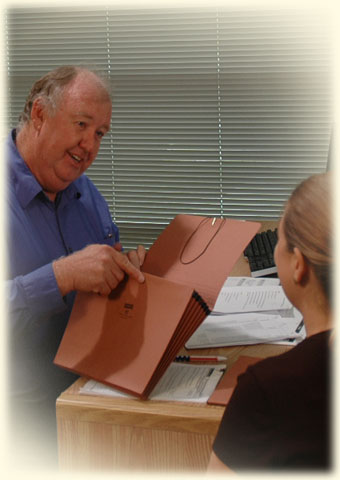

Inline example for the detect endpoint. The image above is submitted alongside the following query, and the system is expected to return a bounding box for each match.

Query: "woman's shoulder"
[244,329,331,393]
[254,329,330,368]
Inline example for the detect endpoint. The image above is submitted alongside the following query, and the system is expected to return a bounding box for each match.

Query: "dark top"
[213,330,332,471]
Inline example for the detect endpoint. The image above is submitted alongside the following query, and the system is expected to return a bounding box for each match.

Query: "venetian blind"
[5,6,332,248]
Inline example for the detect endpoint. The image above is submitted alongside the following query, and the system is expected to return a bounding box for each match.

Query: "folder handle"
[179,217,225,265]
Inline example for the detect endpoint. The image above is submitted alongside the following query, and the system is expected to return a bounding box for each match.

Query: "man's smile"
[68,151,85,166]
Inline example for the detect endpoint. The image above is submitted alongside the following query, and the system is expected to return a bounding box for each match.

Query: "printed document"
[213,285,292,314]
[186,278,305,348]
[223,276,280,287]
[186,309,303,348]
[79,362,226,403]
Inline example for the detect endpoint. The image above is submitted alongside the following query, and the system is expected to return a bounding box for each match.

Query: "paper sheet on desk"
[186,308,304,348]
[79,362,226,403]
[223,276,280,287]
[219,279,306,346]
[186,280,305,348]
[213,285,292,314]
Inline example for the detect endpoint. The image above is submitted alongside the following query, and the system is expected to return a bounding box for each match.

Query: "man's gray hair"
[17,65,111,131]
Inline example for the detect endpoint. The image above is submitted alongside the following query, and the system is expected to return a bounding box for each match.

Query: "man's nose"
[79,130,96,152]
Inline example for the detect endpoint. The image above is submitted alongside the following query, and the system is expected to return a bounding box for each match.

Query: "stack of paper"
[79,362,226,404]
[186,277,306,348]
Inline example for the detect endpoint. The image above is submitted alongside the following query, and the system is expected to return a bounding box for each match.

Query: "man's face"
[29,73,112,197]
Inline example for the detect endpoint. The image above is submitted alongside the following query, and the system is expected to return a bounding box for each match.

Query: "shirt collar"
[7,129,82,208]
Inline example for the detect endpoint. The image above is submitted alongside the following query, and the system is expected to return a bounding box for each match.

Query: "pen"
[175,355,227,363]
[295,320,304,333]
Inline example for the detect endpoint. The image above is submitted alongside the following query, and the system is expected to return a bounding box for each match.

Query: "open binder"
[54,214,260,398]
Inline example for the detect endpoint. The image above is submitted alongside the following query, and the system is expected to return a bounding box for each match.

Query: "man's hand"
[126,245,146,269]
[53,244,145,296]
[113,243,146,270]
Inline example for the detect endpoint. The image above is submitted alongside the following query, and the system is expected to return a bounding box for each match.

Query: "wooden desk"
[56,221,282,472]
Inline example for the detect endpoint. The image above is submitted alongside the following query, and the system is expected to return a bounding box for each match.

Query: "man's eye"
[97,131,105,138]
[77,122,86,128]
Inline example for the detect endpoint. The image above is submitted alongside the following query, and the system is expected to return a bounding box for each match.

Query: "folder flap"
[55,273,204,397]
[142,215,260,310]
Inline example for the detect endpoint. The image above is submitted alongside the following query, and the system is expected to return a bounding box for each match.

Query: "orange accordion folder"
[54,215,260,398]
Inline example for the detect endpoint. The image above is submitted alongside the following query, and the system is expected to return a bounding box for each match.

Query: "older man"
[6,66,145,468]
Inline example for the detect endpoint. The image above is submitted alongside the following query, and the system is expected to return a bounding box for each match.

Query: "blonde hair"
[283,172,332,302]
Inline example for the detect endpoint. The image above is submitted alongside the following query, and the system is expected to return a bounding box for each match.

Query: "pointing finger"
[112,249,145,283]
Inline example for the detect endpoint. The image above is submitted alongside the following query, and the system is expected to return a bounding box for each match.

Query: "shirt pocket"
[95,201,120,246]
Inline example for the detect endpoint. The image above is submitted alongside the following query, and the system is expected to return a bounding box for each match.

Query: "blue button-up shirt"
[6,130,120,397]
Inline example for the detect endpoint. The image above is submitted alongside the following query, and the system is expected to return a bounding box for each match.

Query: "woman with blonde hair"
[209,172,332,471]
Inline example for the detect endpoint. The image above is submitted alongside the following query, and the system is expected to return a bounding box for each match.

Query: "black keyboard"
[244,229,278,278]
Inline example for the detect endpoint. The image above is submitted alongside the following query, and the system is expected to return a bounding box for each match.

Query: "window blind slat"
[5,6,332,248]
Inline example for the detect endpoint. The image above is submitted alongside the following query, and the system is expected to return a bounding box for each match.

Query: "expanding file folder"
[54,273,209,398]
[54,215,260,398]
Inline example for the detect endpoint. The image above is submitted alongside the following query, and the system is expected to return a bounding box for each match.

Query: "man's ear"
[292,247,308,284]
[30,98,45,131]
